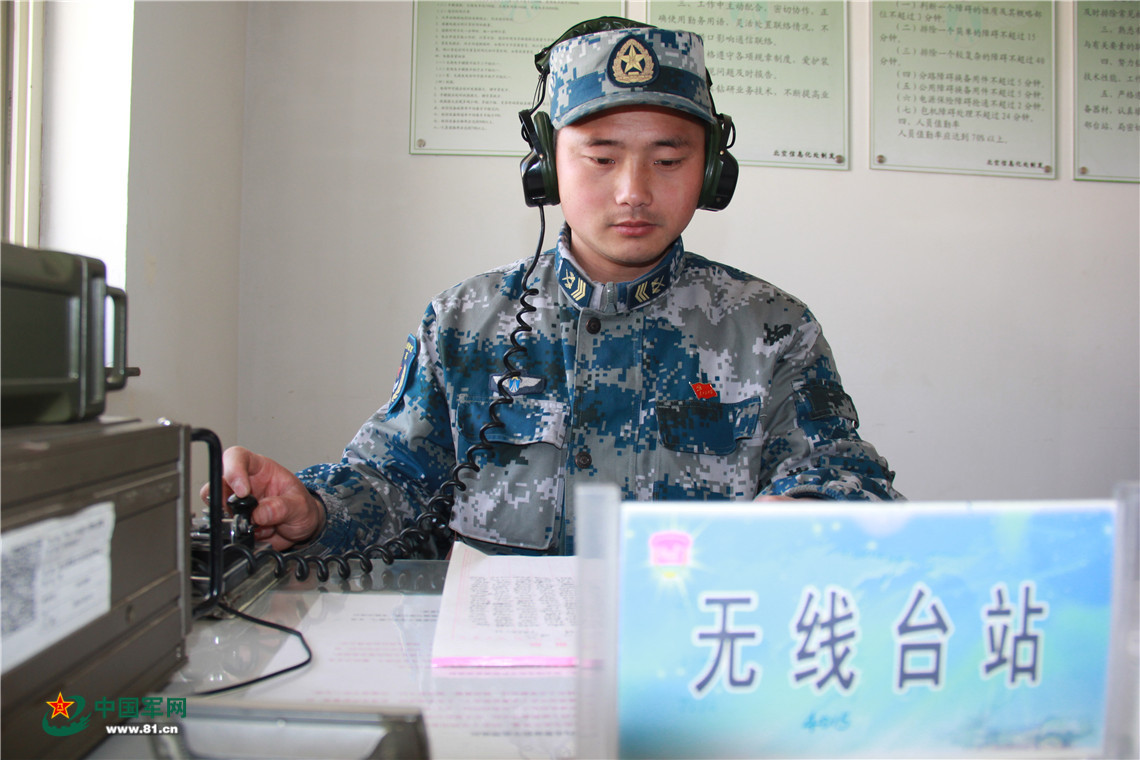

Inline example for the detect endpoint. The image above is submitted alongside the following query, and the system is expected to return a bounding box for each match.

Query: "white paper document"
[431,541,577,667]
[232,586,575,759]
[1,502,115,673]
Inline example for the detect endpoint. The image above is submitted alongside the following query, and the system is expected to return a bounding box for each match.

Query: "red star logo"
[46,692,74,719]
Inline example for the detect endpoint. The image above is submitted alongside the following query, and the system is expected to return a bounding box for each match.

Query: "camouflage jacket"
[298,226,900,556]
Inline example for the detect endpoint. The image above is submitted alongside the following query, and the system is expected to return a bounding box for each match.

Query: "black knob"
[227,495,258,546]
[228,494,258,519]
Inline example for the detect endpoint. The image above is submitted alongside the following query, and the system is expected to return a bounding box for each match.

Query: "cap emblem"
[608,36,657,87]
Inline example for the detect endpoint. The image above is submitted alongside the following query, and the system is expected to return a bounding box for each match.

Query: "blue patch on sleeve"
[388,334,418,409]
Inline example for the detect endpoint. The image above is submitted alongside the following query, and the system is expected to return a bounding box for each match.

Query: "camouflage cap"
[548,27,715,129]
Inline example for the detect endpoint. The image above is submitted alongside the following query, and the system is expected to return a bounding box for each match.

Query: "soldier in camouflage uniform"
[211,22,901,558]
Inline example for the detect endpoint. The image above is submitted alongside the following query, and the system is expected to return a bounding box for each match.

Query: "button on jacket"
[298,226,901,556]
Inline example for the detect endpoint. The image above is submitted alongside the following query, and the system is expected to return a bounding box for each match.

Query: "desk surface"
[89,560,576,760]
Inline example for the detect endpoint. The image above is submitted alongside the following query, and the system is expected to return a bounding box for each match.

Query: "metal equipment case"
[1,417,192,760]
[1,242,137,427]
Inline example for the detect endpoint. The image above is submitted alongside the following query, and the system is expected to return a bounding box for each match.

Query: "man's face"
[555,106,707,283]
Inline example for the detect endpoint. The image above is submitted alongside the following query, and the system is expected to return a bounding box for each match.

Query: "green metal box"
[1,243,136,426]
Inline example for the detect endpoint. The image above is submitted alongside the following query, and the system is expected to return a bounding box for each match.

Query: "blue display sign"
[612,501,1122,758]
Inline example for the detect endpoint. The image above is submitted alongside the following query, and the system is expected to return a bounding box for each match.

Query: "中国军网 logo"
[40,692,188,736]
[43,692,90,736]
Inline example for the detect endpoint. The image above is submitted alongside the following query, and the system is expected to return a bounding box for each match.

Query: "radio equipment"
[1,242,139,427]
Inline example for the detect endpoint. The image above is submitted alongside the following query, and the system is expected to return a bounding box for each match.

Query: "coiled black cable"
[223,207,547,582]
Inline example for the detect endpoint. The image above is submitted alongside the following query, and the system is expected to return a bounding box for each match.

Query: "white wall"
[121,1,1138,502]
[107,1,247,491]
[39,0,133,290]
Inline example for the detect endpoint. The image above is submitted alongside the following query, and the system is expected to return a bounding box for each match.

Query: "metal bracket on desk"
[152,701,429,760]
[190,428,225,619]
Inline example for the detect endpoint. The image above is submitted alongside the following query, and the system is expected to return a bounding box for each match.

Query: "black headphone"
[519,17,738,211]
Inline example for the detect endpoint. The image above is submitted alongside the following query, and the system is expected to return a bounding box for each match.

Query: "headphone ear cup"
[519,111,559,207]
[699,114,738,211]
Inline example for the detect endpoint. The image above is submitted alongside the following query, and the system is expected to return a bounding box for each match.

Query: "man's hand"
[198,446,326,551]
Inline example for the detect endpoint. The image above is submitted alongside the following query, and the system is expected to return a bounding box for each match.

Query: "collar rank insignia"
[608,35,658,87]
[558,258,593,306]
[632,276,667,304]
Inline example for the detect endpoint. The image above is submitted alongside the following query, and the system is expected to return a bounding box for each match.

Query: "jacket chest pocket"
[657,398,761,455]
[452,397,568,551]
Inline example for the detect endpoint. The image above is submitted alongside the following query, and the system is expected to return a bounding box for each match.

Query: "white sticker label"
[1,501,115,674]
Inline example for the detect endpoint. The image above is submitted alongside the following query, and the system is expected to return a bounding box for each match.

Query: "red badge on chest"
[690,382,717,400]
